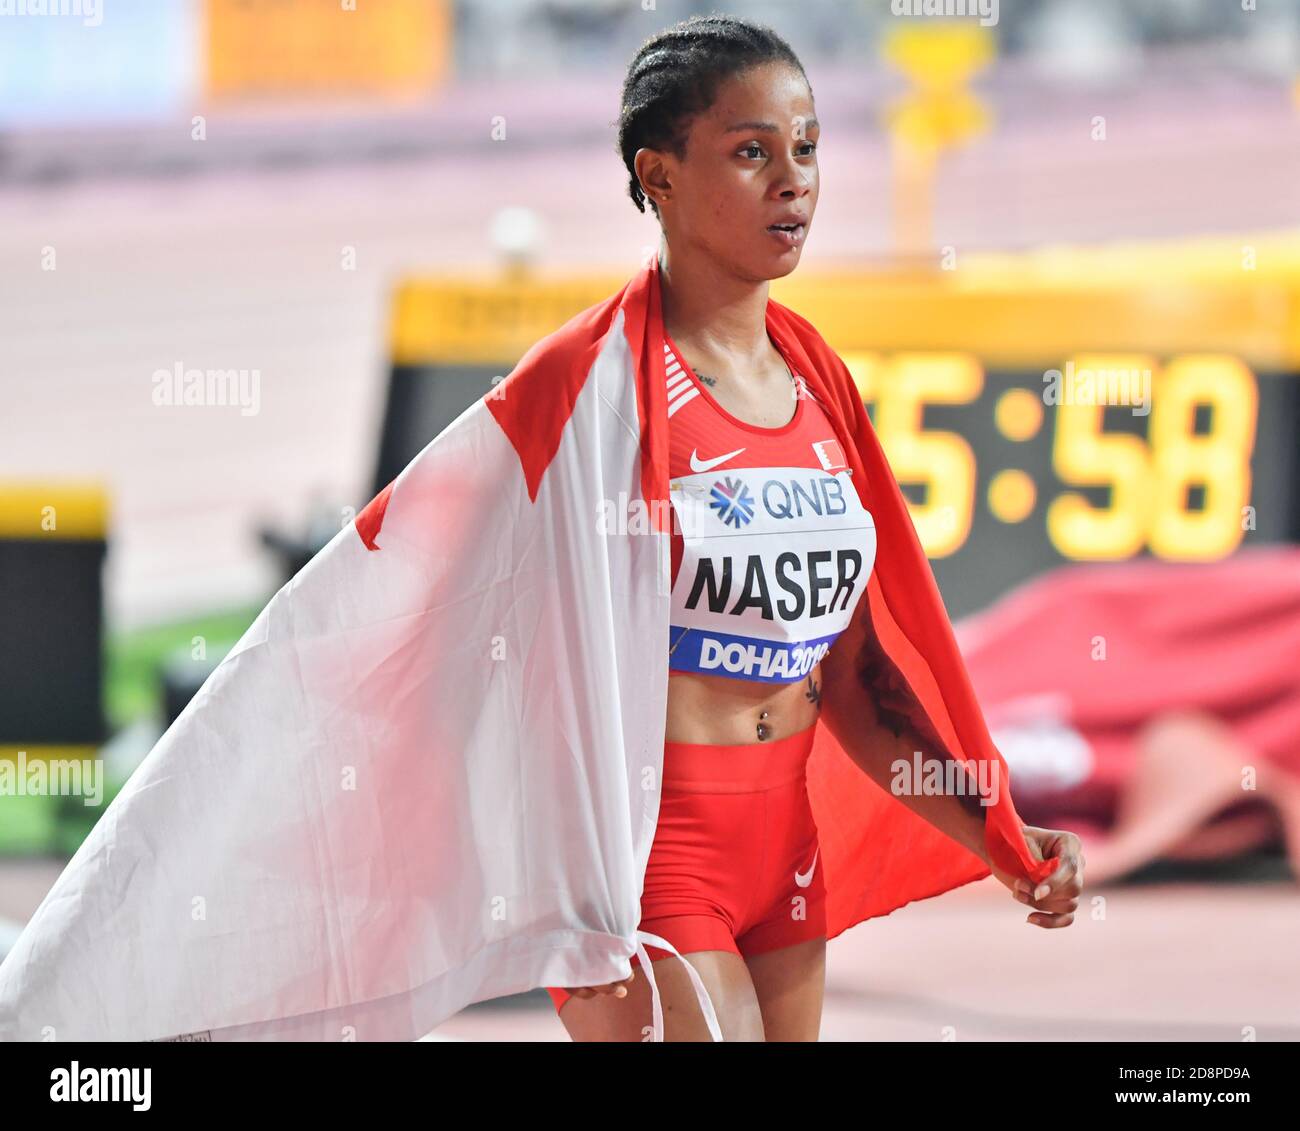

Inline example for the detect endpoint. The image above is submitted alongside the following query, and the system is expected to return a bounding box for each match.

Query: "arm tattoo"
[852,618,987,822]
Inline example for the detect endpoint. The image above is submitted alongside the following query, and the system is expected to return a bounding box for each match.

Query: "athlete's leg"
[742,936,825,1041]
[556,948,764,1041]
[734,729,826,1041]
[553,728,817,1040]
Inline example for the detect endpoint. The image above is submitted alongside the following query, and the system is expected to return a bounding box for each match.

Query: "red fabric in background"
[957,547,1300,834]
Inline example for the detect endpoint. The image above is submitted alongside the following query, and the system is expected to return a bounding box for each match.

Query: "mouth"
[766,221,807,248]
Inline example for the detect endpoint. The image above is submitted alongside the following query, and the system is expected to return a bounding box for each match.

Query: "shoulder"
[509,281,630,383]
[766,295,878,445]
[768,296,847,371]
[766,295,822,341]
[485,275,639,498]
[767,296,858,402]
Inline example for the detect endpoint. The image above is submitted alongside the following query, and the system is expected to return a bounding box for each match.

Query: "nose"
[774,177,813,204]
[772,155,814,200]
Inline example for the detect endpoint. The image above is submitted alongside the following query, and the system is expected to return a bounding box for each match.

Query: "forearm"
[820,616,993,864]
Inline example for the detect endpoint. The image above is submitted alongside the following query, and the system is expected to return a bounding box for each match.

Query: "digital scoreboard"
[843,351,1298,615]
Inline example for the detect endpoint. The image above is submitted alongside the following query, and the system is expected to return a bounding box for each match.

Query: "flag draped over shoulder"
[0,254,1055,1044]
[758,301,1061,934]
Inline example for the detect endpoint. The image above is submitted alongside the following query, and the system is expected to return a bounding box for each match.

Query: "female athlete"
[544,14,1084,1041]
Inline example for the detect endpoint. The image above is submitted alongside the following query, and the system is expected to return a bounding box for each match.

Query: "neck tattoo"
[689,359,795,394]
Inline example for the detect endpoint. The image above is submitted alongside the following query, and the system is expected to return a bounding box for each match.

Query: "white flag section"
[0,306,722,1042]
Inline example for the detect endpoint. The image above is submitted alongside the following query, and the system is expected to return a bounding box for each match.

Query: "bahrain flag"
[0,254,1055,1043]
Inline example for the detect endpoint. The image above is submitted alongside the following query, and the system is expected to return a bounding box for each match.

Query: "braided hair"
[617,14,810,219]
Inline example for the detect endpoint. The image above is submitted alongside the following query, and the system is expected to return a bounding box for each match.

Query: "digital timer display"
[848,353,1299,616]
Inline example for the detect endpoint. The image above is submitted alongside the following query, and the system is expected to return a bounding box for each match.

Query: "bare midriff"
[664,663,822,745]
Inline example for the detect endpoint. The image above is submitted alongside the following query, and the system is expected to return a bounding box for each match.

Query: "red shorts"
[545,720,826,1013]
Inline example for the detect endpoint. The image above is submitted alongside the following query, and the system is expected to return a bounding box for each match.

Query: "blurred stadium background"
[2,0,1299,1041]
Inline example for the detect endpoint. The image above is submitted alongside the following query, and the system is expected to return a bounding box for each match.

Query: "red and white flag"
[0,255,1056,1042]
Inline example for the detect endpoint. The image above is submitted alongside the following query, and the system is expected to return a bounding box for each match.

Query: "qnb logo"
[50,1062,151,1111]
[709,476,755,528]
[761,476,848,521]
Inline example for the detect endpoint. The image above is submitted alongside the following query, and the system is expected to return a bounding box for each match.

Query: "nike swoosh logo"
[689,446,746,473]
[794,847,819,888]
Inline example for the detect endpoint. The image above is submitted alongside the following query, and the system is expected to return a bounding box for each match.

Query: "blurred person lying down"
[956,546,1300,883]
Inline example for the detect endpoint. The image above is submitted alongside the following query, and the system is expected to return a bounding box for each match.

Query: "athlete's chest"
[664,338,847,475]
[663,339,878,683]
[666,382,868,591]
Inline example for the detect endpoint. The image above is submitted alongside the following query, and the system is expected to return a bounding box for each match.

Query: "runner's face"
[668,63,818,281]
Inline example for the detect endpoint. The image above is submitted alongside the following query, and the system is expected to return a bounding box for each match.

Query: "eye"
[740,140,817,160]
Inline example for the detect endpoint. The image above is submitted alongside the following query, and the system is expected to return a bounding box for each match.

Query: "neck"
[657,241,771,365]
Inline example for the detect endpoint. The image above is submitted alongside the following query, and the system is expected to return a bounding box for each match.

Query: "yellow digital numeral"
[868,353,983,558]
[1148,355,1257,559]
[1046,355,1154,560]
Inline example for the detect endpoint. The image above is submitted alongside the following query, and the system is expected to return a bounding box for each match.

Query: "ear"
[633,147,671,203]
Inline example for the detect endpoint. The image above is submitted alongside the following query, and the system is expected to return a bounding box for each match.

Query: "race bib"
[668,465,876,682]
